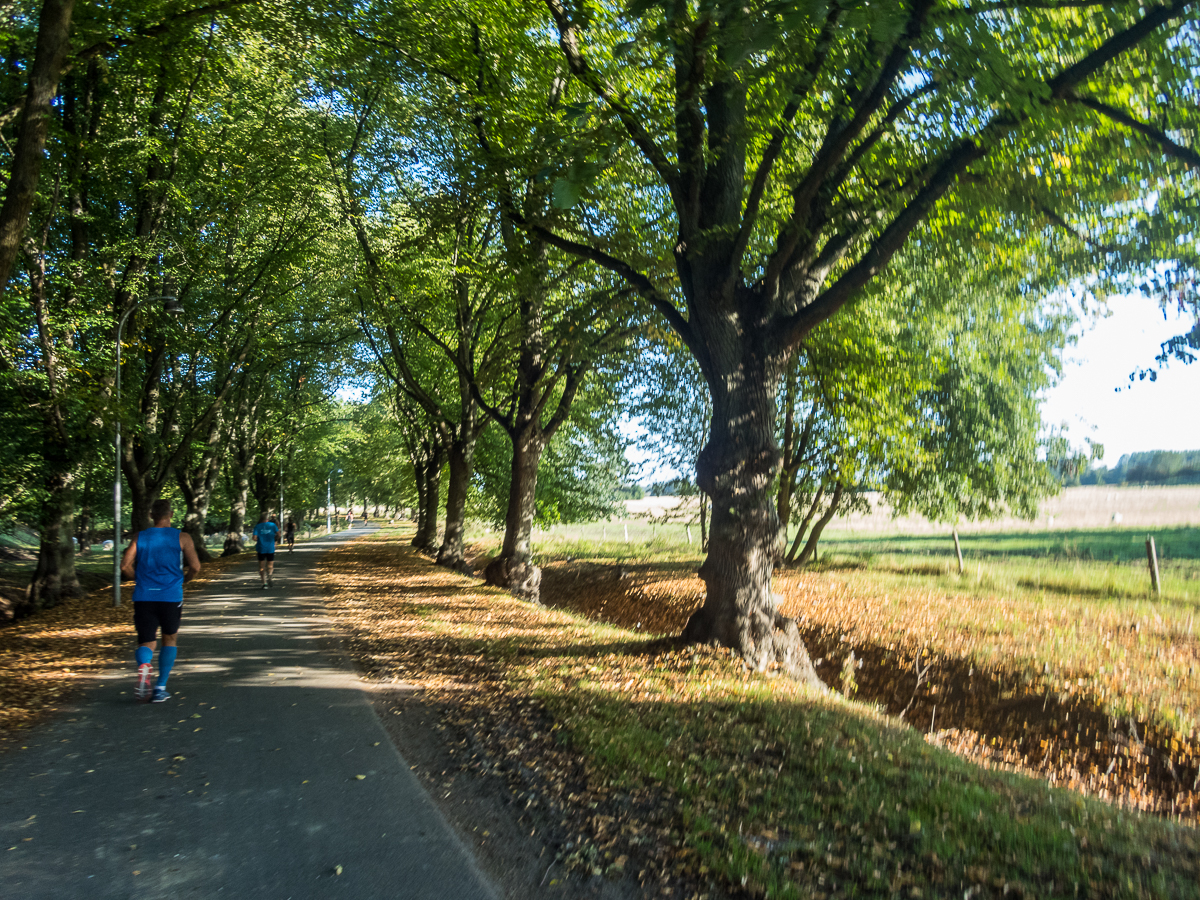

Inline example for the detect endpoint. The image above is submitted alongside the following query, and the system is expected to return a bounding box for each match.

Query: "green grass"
[513,522,1200,605]
[820,526,1200,565]
[337,529,1200,897]
[556,685,1199,899]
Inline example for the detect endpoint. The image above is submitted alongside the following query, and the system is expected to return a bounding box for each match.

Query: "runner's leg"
[133,604,158,700]
[157,632,178,688]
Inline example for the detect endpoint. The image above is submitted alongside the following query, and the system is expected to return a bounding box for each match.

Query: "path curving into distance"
[0,525,496,900]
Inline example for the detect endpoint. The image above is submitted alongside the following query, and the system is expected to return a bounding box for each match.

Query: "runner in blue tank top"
[252,512,279,588]
[120,499,201,703]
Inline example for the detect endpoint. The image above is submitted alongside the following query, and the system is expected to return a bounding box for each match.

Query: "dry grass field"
[624,486,1200,534]
[837,485,1200,534]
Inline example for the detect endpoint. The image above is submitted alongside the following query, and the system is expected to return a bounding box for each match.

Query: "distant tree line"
[1077,451,1200,486]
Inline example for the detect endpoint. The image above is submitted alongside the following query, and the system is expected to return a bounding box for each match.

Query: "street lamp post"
[113,295,183,607]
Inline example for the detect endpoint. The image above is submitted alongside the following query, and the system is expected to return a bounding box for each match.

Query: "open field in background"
[835,486,1200,533]
[2,522,1199,896]
[330,530,1200,899]
[622,485,1200,533]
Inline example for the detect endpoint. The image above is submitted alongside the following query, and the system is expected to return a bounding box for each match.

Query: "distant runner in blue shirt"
[253,513,279,589]
[121,499,201,703]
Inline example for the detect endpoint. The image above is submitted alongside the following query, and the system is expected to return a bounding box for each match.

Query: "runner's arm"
[180,533,202,581]
[120,540,137,580]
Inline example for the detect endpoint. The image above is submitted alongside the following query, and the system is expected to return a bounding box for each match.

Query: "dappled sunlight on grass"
[319,531,1200,899]
[542,553,1200,821]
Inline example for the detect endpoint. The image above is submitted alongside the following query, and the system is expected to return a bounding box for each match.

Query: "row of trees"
[326,0,1197,681]
[1077,450,1200,486]
[0,0,637,622]
[4,3,1196,685]
[0,3,367,616]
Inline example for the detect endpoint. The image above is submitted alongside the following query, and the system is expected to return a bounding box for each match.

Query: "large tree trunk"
[25,450,82,616]
[681,331,823,688]
[0,0,75,302]
[484,430,543,600]
[224,395,261,548]
[228,465,251,541]
[437,427,481,569]
[122,457,160,538]
[412,444,444,555]
[178,489,214,562]
[412,456,429,542]
[178,461,220,563]
[177,414,224,563]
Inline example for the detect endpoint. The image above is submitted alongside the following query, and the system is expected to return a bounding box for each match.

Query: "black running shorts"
[257,551,275,561]
[134,601,182,644]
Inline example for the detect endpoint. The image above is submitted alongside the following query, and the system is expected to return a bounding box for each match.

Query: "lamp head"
[162,295,183,317]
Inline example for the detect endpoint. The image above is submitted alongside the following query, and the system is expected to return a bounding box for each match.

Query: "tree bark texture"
[227,461,251,541]
[437,433,478,569]
[0,0,75,302]
[412,442,445,555]
[678,301,823,688]
[484,431,543,600]
[24,443,82,617]
[176,415,224,563]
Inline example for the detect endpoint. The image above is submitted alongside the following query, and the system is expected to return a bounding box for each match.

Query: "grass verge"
[320,528,1200,899]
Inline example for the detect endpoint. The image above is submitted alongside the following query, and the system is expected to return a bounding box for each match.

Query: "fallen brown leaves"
[538,558,1200,825]
[0,554,243,744]
[317,536,754,898]
[319,533,1200,899]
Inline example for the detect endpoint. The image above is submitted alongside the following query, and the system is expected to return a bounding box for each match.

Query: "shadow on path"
[0,526,496,900]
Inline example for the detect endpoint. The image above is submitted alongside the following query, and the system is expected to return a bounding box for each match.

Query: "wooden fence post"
[953,530,964,574]
[1146,536,1161,598]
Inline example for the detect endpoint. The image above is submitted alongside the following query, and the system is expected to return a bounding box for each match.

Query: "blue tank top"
[132,527,184,605]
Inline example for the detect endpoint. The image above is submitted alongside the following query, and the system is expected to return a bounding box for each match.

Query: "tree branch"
[1073,94,1200,170]
[543,0,679,198]
[74,1,253,59]
[764,0,935,298]
[520,219,696,350]
[1038,202,1122,252]
[777,0,1195,351]
[732,4,842,265]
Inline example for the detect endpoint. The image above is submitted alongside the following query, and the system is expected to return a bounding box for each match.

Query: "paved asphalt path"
[0,526,497,900]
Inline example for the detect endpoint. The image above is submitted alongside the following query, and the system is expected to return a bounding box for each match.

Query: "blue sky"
[1041,295,1200,466]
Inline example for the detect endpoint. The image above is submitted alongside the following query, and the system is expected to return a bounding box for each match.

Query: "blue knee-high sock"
[135,645,153,667]
[156,646,178,687]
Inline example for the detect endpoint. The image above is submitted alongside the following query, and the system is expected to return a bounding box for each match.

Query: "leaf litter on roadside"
[320,533,1200,899]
